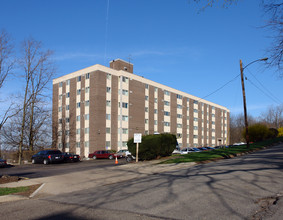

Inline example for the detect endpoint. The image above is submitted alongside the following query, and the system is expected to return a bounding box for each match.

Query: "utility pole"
[240,60,249,148]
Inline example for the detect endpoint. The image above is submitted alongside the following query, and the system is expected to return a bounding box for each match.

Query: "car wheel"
[109,155,113,160]
[92,155,97,160]
[43,159,49,165]
[32,159,35,164]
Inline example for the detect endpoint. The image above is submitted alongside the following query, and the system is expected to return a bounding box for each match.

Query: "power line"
[198,73,241,101]
[246,78,282,105]
[245,67,282,104]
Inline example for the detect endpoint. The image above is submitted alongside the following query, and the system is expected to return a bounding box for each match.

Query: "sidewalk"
[0,160,196,203]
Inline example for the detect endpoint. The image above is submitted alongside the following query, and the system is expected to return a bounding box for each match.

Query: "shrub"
[242,123,273,142]
[268,128,279,139]
[127,133,177,160]
[278,127,283,137]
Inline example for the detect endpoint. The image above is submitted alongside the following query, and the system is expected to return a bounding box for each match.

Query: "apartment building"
[52,59,230,158]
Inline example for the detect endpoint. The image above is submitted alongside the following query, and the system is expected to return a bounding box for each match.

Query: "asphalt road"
[1,145,283,220]
[0,158,127,178]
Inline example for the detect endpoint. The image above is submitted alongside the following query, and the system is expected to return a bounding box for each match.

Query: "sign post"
[134,133,142,163]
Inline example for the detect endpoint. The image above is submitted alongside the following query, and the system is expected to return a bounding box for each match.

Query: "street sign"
[134,133,142,143]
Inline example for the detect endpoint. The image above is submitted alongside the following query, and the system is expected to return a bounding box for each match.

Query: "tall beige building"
[52,59,230,158]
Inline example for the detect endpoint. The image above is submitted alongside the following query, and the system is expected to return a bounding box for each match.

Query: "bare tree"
[0,29,14,89]
[229,113,257,144]
[18,37,55,164]
[259,104,283,128]
[263,1,283,75]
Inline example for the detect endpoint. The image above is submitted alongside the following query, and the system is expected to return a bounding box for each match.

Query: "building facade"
[52,59,230,158]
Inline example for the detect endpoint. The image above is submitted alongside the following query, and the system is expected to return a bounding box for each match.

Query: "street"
[1,145,283,219]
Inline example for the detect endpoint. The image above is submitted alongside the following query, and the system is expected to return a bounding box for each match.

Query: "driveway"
[0,144,283,219]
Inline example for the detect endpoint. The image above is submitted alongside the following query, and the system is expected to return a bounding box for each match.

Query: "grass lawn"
[0,186,29,196]
[161,137,283,164]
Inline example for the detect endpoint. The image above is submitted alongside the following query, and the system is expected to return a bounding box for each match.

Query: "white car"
[116,149,131,157]
[180,148,195,154]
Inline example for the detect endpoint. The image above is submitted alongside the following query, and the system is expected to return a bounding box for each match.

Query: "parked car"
[32,150,64,165]
[63,152,80,162]
[0,158,7,167]
[206,147,215,150]
[180,148,195,154]
[192,148,201,152]
[116,149,131,157]
[199,147,208,151]
[88,150,122,160]
[172,146,181,154]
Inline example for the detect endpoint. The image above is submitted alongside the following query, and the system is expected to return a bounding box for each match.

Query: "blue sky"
[1,0,282,117]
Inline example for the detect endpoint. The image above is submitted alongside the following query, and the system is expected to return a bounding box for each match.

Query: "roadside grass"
[0,186,29,196]
[161,137,283,164]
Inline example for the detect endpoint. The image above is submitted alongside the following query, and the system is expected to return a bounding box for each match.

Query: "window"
[164,90,170,96]
[77,102,80,108]
[164,111,170,116]
[106,141,111,148]
[65,118,70,123]
[154,109,158,114]
[66,92,70,98]
[177,124,182,128]
[194,109,198,113]
[154,98,158,103]
[106,87,111,93]
[85,141,89,147]
[85,127,89,134]
[106,128,111,133]
[76,115,80,121]
[85,114,89,120]
[107,73,111,79]
[164,122,170,126]
[194,126,198,130]
[119,102,128,108]
[193,135,198,139]
[59,118,62,124]
[122,89,128,96]
[59,82,63,87]
[145,119,148,124]
[154,120,157,125]
[85,100,90,106]
[122,76,128,83]
[66,80,70,85]
[106,114,111,120]
[145,96,149,101]
[145,84,149,89]
[65,143,70,148]
[86,73,90,79]
[85,87,90,93]
[193,100,198,104]
[76,129,80,135]
[194,118,198,122]
[177,94,182,99]
[58,107,62,112]
[122,115,128,121]
[155,87,158,92]
[77,76,81,82]
[145,107,148,112]
[212,114,215,117]
[177,104,182,109]
[59,94,62,100]
[177,114,182,118]
[76,142,80,148]
[122,128,128,134]
[65,130,70,136]
[66,105,69,110]
[106,100,111,107]
[164,101,170,106]
[77,89,81,95]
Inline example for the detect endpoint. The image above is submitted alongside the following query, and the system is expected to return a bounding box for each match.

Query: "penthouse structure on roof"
[52,59,229,158]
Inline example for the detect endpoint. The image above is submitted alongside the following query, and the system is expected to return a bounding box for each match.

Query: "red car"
[88,150,122,160]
